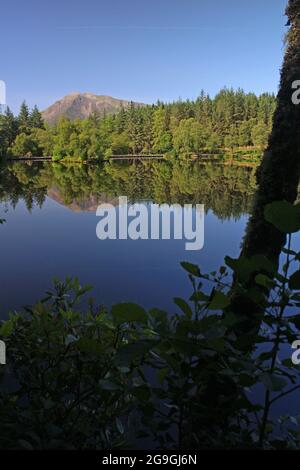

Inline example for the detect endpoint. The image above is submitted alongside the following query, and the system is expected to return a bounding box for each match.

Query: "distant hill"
[47,187,120,212]
[42,92,144,125]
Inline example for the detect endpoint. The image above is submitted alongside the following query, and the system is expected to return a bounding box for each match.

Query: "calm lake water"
[0,160,256,316]
[0,160,299,421]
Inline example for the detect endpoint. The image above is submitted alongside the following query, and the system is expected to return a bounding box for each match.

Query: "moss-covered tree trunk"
[230,0,300,333]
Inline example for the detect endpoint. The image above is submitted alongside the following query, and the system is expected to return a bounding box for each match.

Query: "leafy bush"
[0,278,137,449]
[1,201,300,449]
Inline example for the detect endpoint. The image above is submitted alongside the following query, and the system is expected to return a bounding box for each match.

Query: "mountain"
[47,187,120,212]
[42,92,144,125]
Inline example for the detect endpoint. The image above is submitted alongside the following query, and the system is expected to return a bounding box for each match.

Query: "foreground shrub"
[1,201,300,449]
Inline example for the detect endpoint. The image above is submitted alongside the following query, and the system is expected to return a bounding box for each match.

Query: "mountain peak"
[42,93,144,125]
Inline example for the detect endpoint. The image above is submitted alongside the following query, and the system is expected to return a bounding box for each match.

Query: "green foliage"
[29,105,45,129]
[172,118,219,155]
[111,303,148,325]
[17,101,30,132]
[0,160,257,218]
[251,122,270,148]
[0,278,137,449]
[0,108,18,157]
[0,103,46,158]
[1,200,300,449]
[0,89,276,162]
[9,132,43,157]
[265,200,300,233]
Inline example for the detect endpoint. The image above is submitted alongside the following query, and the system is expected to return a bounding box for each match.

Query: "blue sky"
[1,0,288,113]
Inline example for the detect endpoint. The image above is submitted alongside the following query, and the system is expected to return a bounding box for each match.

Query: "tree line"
[0,160,257,219]
[0,88,276,160]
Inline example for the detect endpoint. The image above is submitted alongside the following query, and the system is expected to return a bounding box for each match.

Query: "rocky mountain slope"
[42,92,144,125]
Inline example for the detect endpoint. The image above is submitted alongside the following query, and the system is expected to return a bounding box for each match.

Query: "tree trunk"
[230,0,300,335]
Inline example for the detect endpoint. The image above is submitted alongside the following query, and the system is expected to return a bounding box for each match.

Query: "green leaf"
[0,319,14,337]
[238,373,257,387]
[77,284,93,297]
[111,303,147,326]
[251,255,276,274]
[114,339,156,366]
[222,312,241,327]
[260,373,287,392]
[281,358,293,367]
[206,338,225,352]
[289,270,300,290]
[132,385,151,401]
[98,379,121,391]
[245,287,266,305]
[190,291,209,302]
[116,418,124,434]
[225,255,275,282]
[174,298,193,318]
[75,338,103,355]
[256,351,274,362]
[264,201,300,233]
[209,291,230,310]
[255,274,275,288]
[157,368,169,384]
[180,262,201,277]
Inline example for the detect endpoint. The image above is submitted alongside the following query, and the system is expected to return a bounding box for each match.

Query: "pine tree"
[0,107,18,156]
[18,101,30,132]
[30,105,44,129]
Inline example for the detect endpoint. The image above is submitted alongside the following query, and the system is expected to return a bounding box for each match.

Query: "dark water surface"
[1,160,300,423]
[0,160,256,316]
